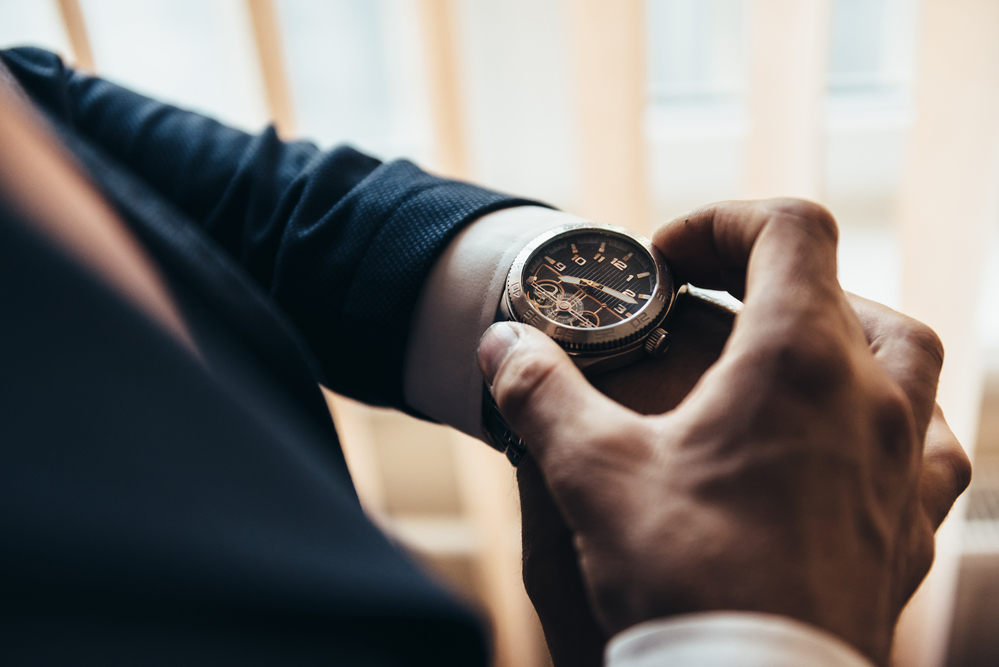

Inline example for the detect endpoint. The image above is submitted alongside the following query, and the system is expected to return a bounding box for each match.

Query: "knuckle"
[759,325,852,396]
[902,320,945,369]
[874,382,917,456]
[878,383,913,427]
[936,447,973,501]
[768,198,839,245]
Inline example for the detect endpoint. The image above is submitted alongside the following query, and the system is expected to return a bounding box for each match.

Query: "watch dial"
[523,231,657,328]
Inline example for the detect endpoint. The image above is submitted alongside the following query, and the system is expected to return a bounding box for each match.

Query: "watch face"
[522,230,657,329]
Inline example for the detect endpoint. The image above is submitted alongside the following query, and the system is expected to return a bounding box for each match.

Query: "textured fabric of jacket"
[1,46,540,413]
[0,47,539,665]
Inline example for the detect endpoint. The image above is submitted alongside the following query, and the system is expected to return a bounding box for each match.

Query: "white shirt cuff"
[606,612,875,667]
[404,205,586,438]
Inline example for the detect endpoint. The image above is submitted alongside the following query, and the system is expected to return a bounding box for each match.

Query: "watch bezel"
[504,222,675,353]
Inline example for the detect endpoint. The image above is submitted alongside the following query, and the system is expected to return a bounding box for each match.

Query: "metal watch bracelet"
[482,387,527,465]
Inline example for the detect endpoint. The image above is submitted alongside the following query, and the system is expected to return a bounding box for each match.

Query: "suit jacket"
[0,47,538,665]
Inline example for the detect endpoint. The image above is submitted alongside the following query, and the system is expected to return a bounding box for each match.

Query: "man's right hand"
[478,198,971,665]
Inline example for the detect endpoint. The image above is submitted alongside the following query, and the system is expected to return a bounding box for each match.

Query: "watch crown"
[644,327,671,358]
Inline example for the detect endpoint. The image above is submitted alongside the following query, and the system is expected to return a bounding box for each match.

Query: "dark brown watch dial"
[523,231,658,329]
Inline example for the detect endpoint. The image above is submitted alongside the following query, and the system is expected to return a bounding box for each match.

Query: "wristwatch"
[483,222,681,464]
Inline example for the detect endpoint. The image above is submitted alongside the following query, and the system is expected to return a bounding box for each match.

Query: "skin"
[518,290,738,667]
[479,198,972,667]
[2,62,969,665]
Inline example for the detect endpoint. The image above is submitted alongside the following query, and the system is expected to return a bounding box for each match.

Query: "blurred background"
[1,1,997,665]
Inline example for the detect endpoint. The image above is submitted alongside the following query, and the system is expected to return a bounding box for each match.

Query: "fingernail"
[478,322,521,384]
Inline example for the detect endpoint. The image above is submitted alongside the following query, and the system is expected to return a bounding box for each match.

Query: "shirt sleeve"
[404,205,589,437]
[605,612,875,667]
[0,46,544,410]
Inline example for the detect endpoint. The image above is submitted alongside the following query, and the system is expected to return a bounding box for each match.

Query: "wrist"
[404,206,585,437]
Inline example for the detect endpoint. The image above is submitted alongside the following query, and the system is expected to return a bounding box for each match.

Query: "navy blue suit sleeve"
[1,47,544,409]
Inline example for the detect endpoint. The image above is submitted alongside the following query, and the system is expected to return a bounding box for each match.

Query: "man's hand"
[517,293,736,667]
[479,199,971,665]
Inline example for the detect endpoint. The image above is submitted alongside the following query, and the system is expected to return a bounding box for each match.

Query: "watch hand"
[599,285,638,305]
[559,275,637,305]
[559,277,608,307]
[561,275,603,289]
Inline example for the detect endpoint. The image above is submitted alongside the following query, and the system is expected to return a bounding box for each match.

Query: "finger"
[478,322,644,469]
[517,455,607,667]
[919,405,972,529]
[848,293,944,443]
[652,199,848,357]
[653,198,839,302]
[652,199,866,415]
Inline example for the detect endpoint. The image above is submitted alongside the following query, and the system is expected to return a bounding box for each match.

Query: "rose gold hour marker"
[571,243,578,253]
[622,253,633,261]
[599,242,606,253]
[545,256,556,264]
[638,294,651,300]
[636,272,650,278]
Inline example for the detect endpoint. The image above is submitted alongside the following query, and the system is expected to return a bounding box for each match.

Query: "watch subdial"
[575,310,599,328]
[533,285,591,326]
[529,280,564,310]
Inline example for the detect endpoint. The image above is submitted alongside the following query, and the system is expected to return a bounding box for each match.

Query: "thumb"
[478,322,643,468]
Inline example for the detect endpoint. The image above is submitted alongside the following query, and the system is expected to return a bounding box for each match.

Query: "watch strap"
[481,385,527,465]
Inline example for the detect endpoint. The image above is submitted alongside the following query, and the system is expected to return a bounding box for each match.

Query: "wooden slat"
[321,390,388,518]
[416,0,468,179]
[741,0,832,201]
[452,432,544,667]
[55,0,95,72]
[246,0,295,138]
[381,516,478,556]
[565,0,650,235]
[889,1,999,665]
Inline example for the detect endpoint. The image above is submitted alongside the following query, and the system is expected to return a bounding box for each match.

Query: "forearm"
[2,47,542,408]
